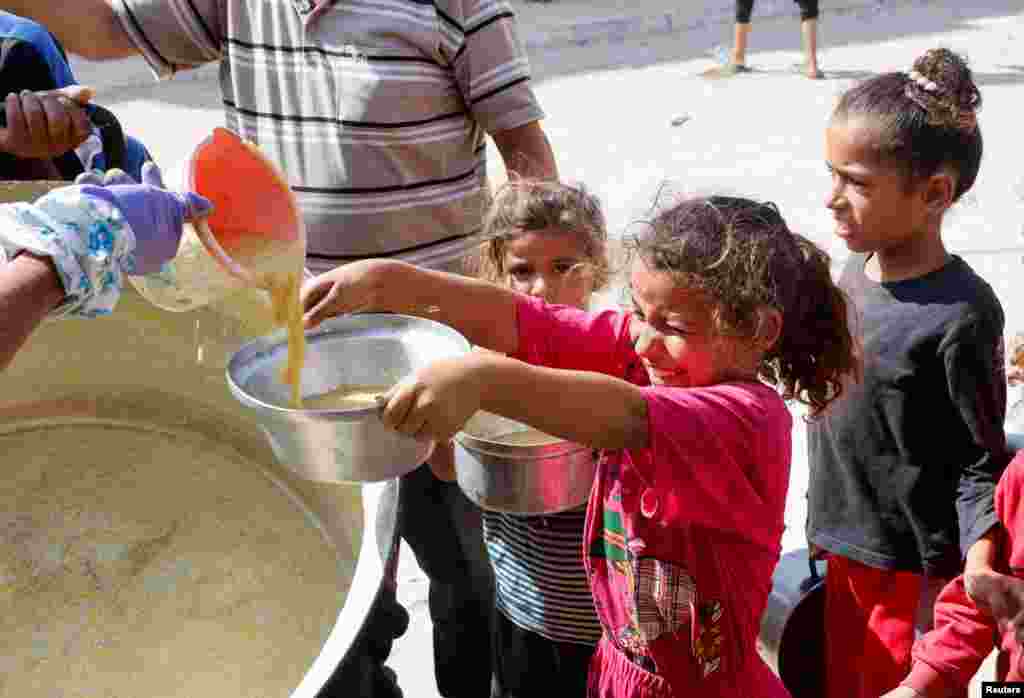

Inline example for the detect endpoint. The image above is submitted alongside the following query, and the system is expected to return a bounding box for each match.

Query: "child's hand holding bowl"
[378,353,487,444]
[300,259,388,328]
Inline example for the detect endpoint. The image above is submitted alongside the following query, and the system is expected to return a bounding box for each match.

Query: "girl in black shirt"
[808,47,1008,698]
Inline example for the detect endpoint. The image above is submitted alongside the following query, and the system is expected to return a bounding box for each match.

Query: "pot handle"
[808,556,823,583]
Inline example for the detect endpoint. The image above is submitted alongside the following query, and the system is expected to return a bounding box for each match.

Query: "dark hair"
[627,195,858,416]
[474,179,610,291]
[832,47,982,201]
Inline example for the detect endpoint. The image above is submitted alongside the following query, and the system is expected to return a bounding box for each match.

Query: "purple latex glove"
[78,161,213,275]
[74,167,139,187]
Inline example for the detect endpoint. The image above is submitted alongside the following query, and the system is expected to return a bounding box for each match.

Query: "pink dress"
[513,295,793,698]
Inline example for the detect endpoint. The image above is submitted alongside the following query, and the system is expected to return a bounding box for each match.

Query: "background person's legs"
[796,0,822,78]
[400,463,495,698]
[491,611,594,698]
[320,586,409,698]
[731,22,752,67]
[729,0,821,77]
[730,0,754,67]
[319,480,409,698]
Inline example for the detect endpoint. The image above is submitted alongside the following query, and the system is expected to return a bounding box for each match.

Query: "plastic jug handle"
[191,217,257,285]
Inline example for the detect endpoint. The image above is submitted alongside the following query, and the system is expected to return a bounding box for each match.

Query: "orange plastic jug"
[130,128,306,312]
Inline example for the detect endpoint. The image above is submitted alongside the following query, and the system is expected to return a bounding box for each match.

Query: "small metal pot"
[227,313,470,483]
[453,411,597,515]
[757,548,826,698]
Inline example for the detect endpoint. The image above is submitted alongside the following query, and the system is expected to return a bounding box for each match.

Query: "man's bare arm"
[0,252,65,372]
[2,1,137,60]
[491,121,558,181]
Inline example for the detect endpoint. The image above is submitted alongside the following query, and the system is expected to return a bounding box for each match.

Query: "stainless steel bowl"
[227,313,471,483]
[453,411,597,515]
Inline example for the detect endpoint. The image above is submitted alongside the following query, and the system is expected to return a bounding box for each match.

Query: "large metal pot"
[0,180,68,202]
[454,411,597,515]
[757,548,826,698]
[1,285,400,697]
[227,313,471,484]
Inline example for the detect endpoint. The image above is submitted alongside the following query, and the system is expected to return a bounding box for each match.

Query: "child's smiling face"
[503,227,595,310]
[825,119,931,255]
[628,258,756,389]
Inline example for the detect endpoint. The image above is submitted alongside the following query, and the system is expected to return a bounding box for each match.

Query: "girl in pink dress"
[302,194,859,697]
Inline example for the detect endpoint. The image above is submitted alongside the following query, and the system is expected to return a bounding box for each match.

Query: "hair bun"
[906,48,981,132]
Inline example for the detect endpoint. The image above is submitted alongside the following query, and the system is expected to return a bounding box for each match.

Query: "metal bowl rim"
[454,431,596,460]
[226,313,470,417]
[468,498,592,517]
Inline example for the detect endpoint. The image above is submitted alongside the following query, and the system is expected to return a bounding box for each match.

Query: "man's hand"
[0,85,94,160]
[491,121,558,180]
[379,355,487,444]
[81,162,213,275]
[74,167,139,187]
[964,568,1024,647]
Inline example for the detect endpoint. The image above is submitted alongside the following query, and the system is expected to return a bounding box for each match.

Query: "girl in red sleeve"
[301,194,859,697]
[884,448,1024,697]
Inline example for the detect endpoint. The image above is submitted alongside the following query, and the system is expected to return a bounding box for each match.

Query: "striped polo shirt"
[483,506,604,645]
[111,0,545,272]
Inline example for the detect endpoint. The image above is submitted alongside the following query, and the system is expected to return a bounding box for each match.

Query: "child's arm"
[943,315,1010,563]
[959,567,1024,648]
[380,350,648,450]
[964,456,1024,649]
[897,576,998,697]
[882,688,923,698]
[964,524,1003,601]
[959,526,1024,649]
[301,259,521,356]
[900,457,1024,697]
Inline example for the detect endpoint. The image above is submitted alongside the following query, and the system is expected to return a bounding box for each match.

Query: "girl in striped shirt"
[432,179,611,697]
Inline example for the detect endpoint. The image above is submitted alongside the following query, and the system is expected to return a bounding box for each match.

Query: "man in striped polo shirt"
[7,2,559,697]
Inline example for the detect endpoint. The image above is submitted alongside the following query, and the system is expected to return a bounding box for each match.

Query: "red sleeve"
[997,452,1024,571]
[902,577,996,696]
[511,294,638,378]
[901,454,1024,695]
[634,383,791,540]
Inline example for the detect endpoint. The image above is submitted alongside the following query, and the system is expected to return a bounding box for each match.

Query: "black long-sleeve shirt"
[807,254,1009,577]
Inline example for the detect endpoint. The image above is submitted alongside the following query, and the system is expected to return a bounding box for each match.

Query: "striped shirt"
[111,0,545,272]
[483,506,604,645]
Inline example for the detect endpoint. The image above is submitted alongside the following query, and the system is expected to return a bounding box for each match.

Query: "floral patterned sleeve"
[0,186,138,318]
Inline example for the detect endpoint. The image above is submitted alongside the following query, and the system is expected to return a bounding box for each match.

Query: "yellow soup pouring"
[185,128,310,407]
[265,269,306,407]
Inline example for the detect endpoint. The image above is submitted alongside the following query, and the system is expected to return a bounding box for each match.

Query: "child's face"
[825,119,930,254]
[503,228,595,310]
[628,259,750,388]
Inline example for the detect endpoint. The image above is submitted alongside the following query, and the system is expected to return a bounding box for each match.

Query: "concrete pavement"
[71,0,890,92]
[73,0,1024,694]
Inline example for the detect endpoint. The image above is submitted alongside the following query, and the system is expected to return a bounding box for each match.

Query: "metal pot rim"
[226,313,470,419]
[454,432,593,460]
